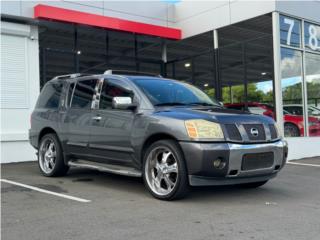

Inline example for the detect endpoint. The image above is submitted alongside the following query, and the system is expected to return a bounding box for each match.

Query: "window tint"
[37,82,63,109]
[71,79,97,109]
[99,80,133,109]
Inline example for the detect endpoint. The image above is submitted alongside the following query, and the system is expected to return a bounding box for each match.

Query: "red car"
[224,102,320,137]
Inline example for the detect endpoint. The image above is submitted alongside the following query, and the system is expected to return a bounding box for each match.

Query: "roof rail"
[52,73,87,80]
[103,69,162,78]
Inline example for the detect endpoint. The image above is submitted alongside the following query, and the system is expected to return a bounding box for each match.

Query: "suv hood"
[154,106,275,125]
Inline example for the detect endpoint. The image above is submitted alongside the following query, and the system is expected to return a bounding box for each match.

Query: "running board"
[68,160,142,177]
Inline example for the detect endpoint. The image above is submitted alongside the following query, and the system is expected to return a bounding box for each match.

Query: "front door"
[88,78,136,166]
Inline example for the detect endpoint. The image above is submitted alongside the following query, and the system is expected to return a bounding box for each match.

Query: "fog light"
[213,158,226,169]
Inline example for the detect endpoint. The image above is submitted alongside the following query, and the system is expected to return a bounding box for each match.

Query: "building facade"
[1,0,320,163]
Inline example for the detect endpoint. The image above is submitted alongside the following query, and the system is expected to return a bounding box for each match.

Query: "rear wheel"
[38,133,69,177]
[143,140,189,200]
[284,123,300,137]
[238,180,268,188]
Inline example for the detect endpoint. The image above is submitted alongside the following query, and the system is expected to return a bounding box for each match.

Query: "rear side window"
[99,80,133,109]
[71,79,97,109]
[37,82,63,109]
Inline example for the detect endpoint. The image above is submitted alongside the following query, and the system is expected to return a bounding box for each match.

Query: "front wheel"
[38,133,69,177]
[143,140,189,200]
[284,123,300,137]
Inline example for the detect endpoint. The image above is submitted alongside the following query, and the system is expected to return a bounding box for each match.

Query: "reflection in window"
[305,52,320,137]
[71,79,97,109]
[99,81,133,110]
[281,48,304,137]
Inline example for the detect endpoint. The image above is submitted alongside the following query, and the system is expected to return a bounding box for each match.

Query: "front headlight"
[185,119,224,139]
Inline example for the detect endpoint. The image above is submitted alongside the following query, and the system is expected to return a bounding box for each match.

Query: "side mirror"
[112,97,137,110]
[219,101,224,107]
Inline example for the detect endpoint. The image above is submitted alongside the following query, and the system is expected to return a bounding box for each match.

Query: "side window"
[37,82,63,109]
[71,79,98,109]
[99,80,133,110]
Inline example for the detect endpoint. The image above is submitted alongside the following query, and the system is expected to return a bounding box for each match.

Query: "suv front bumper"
[179,140,288,186]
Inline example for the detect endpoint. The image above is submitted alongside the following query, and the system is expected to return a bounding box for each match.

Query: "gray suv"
[29,71,288,200]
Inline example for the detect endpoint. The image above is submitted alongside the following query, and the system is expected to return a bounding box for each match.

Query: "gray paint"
[29,75,287,186]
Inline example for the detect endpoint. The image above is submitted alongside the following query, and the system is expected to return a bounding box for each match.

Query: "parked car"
[224,102,320,137]
[29,71,288,200]
[283,104,320,119]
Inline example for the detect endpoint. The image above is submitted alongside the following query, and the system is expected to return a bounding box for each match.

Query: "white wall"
[276,0,320,23]
[0,22,40,163]
[171,0,276,38]
[286,137,320,160]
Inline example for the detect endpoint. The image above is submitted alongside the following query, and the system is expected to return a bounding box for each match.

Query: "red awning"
[34,4,181,40]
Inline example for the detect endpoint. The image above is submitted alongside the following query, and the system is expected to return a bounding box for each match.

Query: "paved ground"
[1,159,320,240]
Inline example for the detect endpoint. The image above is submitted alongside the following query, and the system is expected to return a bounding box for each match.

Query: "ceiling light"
[204,83,209,87]
[261,72,267,76]
[184,62,191,68]
[77,50,82,55]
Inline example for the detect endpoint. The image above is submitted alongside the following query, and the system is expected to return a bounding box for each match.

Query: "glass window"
[132,78,218,106]
[281,48,304,137]
[99,80,133,110]
[71,79,97,109]
[37,82,63,109]
[305,52,320,137]
[193,53,216,100]
[304,22,320,52]
[280,15,301,48]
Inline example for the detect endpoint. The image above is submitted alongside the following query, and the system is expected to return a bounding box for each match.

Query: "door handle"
[92,116,102,121]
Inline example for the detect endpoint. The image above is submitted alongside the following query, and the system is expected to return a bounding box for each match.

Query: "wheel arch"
[141,133,178,161]
[38,127,58,144]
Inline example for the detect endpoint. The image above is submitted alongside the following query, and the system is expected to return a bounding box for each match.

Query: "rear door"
[87,78,136,166]
[63,78,99,159]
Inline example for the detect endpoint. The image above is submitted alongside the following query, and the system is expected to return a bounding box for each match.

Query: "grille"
[242,152,274,171]
[269,124,278,139]
[225,124,242,141]
[243,124,266,141]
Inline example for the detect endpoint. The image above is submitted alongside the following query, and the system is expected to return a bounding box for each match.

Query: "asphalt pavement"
[1,159,320,240]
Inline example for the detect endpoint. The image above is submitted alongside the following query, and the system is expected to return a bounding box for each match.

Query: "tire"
[284,123,300,137]
[238,180,268,188]
[143,139,189,200]
[38,133,69,177]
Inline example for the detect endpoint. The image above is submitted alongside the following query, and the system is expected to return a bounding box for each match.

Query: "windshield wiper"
[154,102,188,106]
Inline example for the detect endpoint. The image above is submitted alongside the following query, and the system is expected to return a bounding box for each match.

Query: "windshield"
[132,78,219,107]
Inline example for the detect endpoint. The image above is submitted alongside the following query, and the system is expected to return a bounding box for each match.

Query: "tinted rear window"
[36,82,63,109]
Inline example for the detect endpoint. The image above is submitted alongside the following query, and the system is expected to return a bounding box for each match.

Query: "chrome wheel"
[39,138,56,174]
[145,146,178,196]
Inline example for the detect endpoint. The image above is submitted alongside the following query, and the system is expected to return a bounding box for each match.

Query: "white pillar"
[272,12,284,137]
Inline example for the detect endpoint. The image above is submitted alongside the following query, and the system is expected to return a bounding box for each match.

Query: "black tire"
[284,123,300,137]
[142,139,189,200]
[238,180,268,188]
[38,133,69,177]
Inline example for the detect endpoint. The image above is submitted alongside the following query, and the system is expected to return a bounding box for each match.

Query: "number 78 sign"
[281,15,320,51]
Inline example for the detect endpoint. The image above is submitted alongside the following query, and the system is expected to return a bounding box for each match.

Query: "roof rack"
[103,69,162,78]
[52,73,88,80]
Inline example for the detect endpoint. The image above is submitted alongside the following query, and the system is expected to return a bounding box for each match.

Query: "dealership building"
[1,0,320,163]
